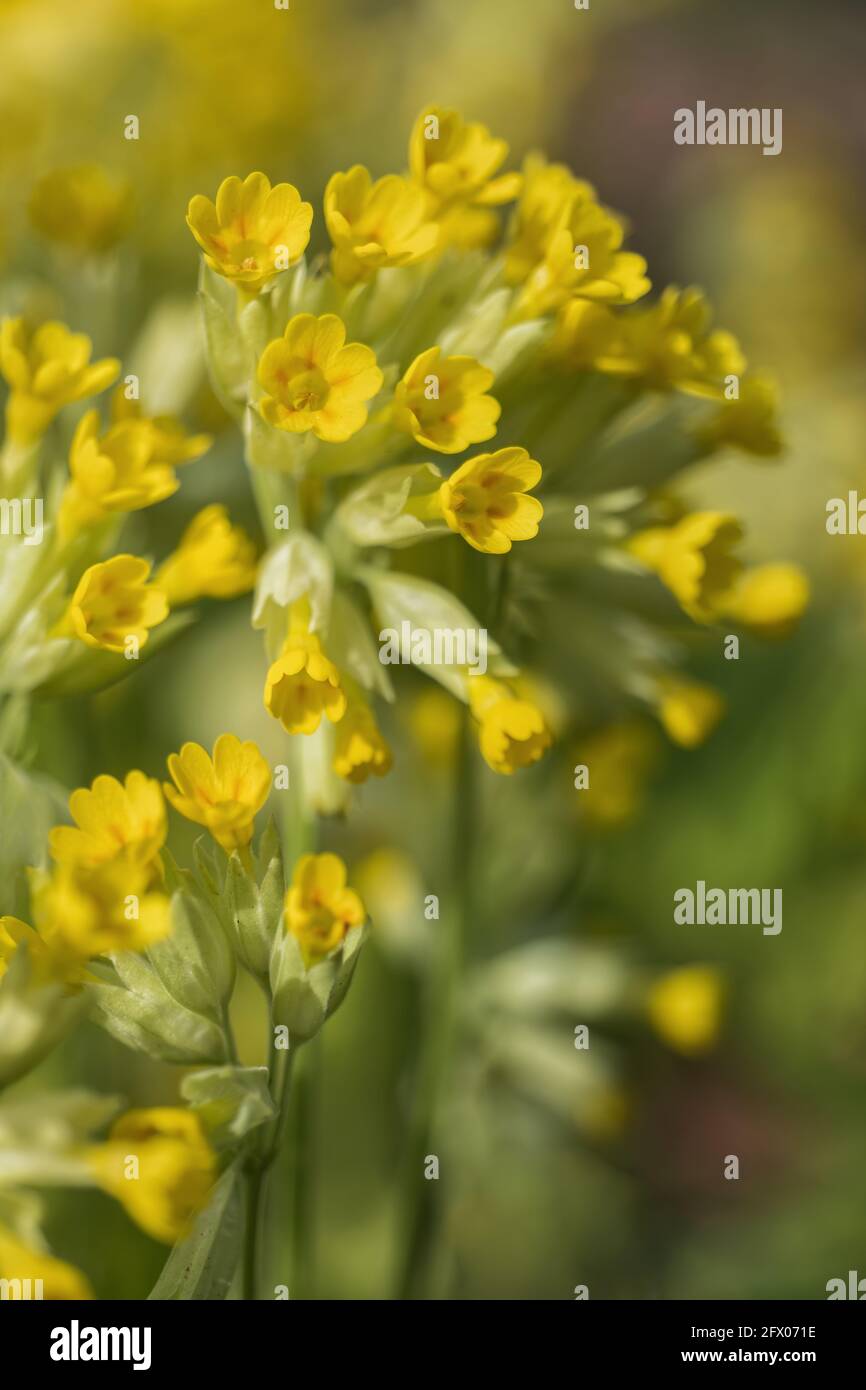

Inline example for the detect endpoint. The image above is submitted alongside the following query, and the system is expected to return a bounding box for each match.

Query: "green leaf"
[147,1164,242,1301]
[181,1066,275,1146]
[145,887,235,1021]
[89,956,229,1065]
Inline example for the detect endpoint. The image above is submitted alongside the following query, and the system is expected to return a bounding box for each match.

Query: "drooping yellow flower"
[49,770,166,870]
[656,677,725,748]
[29,164,132,254]
[697,375,783,458]
[0,317,119,444]
[647,966,724,1055]
[438,447,543,554]
[392,346,500,454]
[628,512,743,623]
[264,601,347,736]
[333,687,392,784]
[324,166,439,284]
[504,155,596,285]
[33,858,171,965]
[186,172,312,295]
[285,852,365,967]
[467,675,552,774]
[164,733,271,852]
[156,505,257,605]
[0,1226,92,1300]
[548,300,628,373]
[716,562,809,639]
[408,105,522,215]
[611,287,746,398]
[88,1109,215,1245]
[57,555,168,654]
[258,312,383,443]
[110,390,213,465]
[575,721,660,829]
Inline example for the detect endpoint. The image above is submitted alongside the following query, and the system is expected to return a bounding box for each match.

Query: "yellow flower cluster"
[87,1108,216,1245]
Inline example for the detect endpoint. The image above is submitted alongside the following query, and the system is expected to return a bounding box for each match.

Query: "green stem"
[287,1038,320,1299]
[242,1166,265,1301]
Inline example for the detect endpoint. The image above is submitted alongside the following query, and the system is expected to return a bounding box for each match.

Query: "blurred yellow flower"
[656,677,725,748]
[505,155,595,284]
[406,686,462,768]
[717,562,810,639]
[467,675,552,774]
[392,346,500,454]
[333,688,392,784]
[0,318,119,444]
[156,504,257,605]
[264,602,346,736]
[647,965,724,1055]
[57,555,169,653]
[698,375,783,458]
[605,287,745,398]
[439,447,543,554]
[325,166,438,284]
[34,859,171,964]
[575,722,660,829]
[29,164,132,254]
[0,1226,92,1299]
[408,105,521,214]
[285,852,365,967]
[88,1109,215,1245]
[186,172,312,295]
[628,511,743,623]
[0,915,50,980]
[49,770,166,870]
[164,733,271,853]
[258,312,383,443]
[548,299,626,372]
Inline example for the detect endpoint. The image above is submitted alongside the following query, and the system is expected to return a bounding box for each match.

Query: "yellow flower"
[0,916,49,980]
[164,733,271,853]
[467,675,552,774]
[0,317,119,444]
[264,602,347,736]
[49,770,166,870]
[110,390,213,465]
[647,966,724,1055]
[88,1109,215,1245]
[0,1226,92,1299]
[186,172,312,295]
[408,105,522,214]
[33,858,172,965]
[628,512,743,622]
[575,722,659,829]
[716,563,809,639]
[697,375,783,457]
[548,300,628,372]
[333,688,392,784]
[406,687,462,768]
[29,164,132,254]
[156,505,257,605]
[438,447,543,554]
[258,312,383,443]
[285,852,365,967]
[613,287,746,398]
[656,677,725,748]
[392,346,500,454]
[504,154,596,285]
[325,166,438,284]
[58,555,169,653]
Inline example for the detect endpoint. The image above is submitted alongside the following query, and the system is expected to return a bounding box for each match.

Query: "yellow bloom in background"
[333,688,392,784]
[164,733,271,852]
[59,410,179,539]
[49,770,166,870]
[628,511,743,623]
[0,317,119,445]
[186,172,312,295]
[405,686,462,768]
[33,858,171,965]
[111,390,213,465]
[717,562,810,639]
[392,346,500,453]
[467,675,552,774]
[325,166,439,284]
[285,852,365,967]
[548,300,628,373]
[504,155,596,285]
[647,965,725,1055]
[0,915,52,981]
[656,677,726,748]
[698,375,784,458]
[613,287,746,398]
[156,505,257,606]
[29,164,132,255]
[575,722,660,829]
[515,189,650,319]
[0,1226,92,1300]
[439,447,543,554]
[57,555,168,654]
[258,312,383,443]
[264,602,346,736]
[88,1109,215,1245]
[408,105,522,214]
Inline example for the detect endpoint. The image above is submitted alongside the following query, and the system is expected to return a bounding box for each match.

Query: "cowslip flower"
[58,409,187,539]
[697,375,783,457]
[436,447,543,554]
[324,166,439,284]
[514,190,650,319]
[0,1226,92,1300]
[646,966,724,1056]
[49,770,166,870]
[186,172,312,295]
[29,163,132,254]
[0,317,119,445]
[87,1109,215,1245]
[628,512,743,623]
[258,313,383,443]
[333,686,392,783]
[57,555,169,653]
[33,858,172,964]
[156,505,257,605]
[285,852,366,967]
[408,105,522,215]
[0,915,55,981]
[607,287,746,398]
[716,562,809,639]
[264,600,346,736]
[467,675,552,774]
[504,154,596,284]
[655,676,725,748]
[391,346,500,453]
[164,733,271,852]
[574,722,659,830]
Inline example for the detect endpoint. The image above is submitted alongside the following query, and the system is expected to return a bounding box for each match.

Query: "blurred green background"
[3,0,866,1299]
